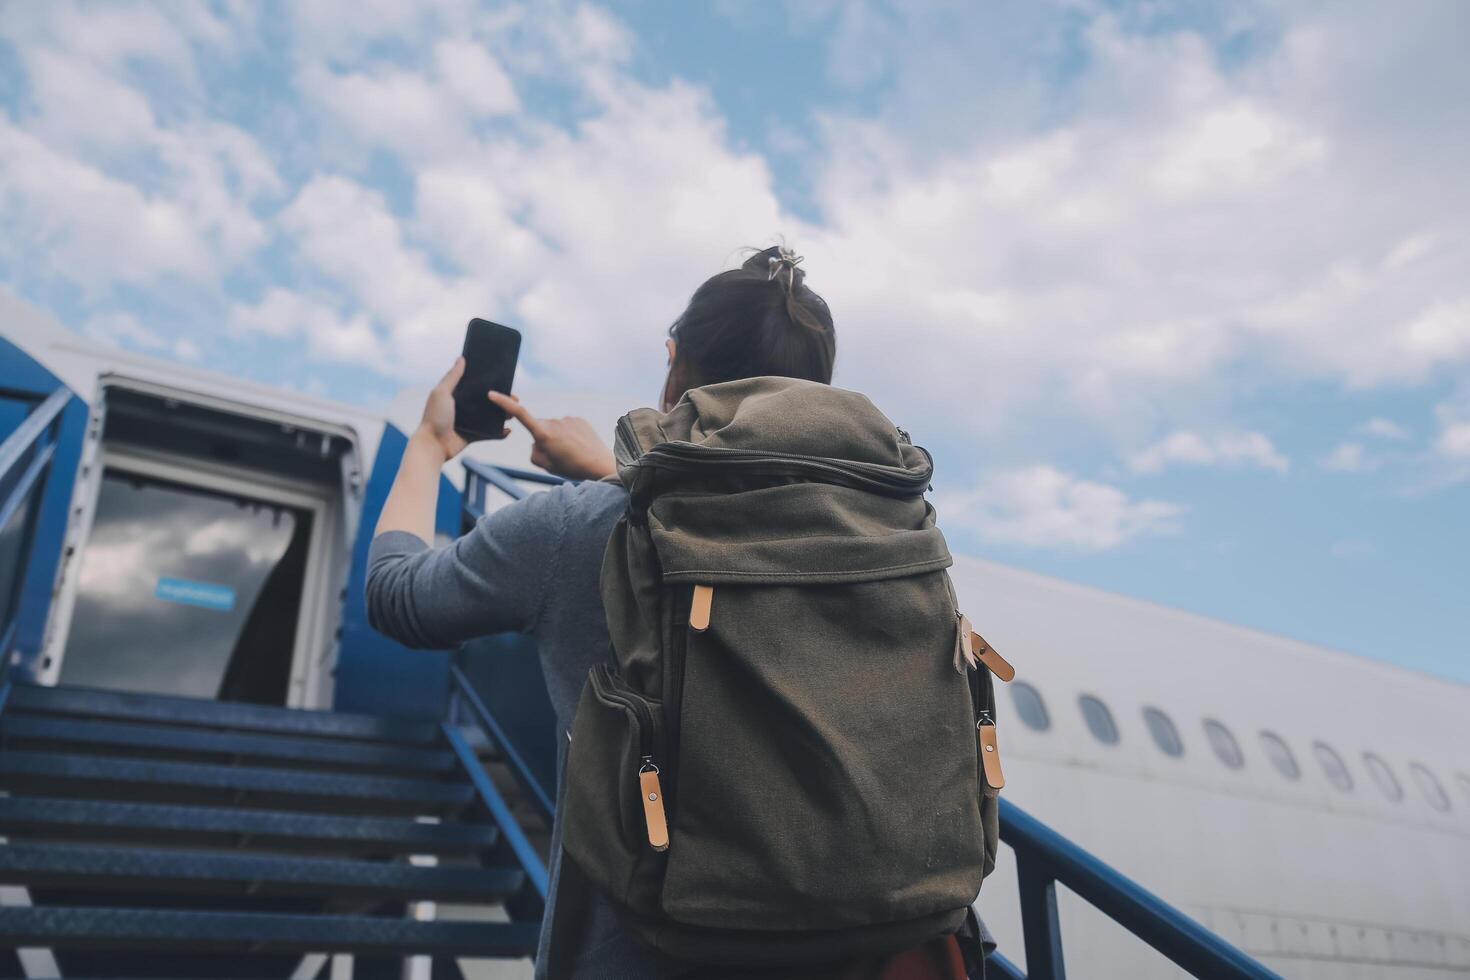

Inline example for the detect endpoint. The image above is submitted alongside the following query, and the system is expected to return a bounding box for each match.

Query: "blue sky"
[0,1,1467,682]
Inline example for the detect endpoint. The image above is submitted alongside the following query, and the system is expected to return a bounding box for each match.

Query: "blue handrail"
[445,457,568,912]
[0,386,71,661]
[1001,798,1279,979]
[460,457,566,519]
[448,661,556,821]
[459,460,1279,979]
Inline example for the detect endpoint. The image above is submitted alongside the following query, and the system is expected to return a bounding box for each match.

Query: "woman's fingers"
[437,357,465,390]
[488,390,544,438]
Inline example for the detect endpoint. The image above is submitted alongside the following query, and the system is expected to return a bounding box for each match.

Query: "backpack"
[562,377,1004,966]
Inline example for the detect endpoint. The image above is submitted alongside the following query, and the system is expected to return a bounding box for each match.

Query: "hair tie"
[767,247,803,290]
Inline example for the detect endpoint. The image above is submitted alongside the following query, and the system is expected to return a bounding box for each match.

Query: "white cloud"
[1435,411,1470,461]
[937,465,1184,552]
[85,311,168,351]
[85,311,204,362]
[1319,441,1371,473]
[1149,100,1326,198]
[231,287,387,367]
[1361,417,1410,441]
[277,175,498,375]
[0,6,277,292]
[433,40,519,117]
[1129,431,1290,475]
[1,0,1468,487]
[0,122,215,287]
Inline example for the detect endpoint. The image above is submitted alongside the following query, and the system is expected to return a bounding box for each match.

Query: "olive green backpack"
[563,376,1004,966]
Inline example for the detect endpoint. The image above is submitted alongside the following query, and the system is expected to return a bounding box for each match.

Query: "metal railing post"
[1016,851,1066,980]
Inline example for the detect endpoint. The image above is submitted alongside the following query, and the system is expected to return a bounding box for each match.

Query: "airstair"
[0,364,1282,978]
[0,679,547,978]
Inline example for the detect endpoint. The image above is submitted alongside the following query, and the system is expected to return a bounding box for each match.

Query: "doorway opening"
[59,470,315,705]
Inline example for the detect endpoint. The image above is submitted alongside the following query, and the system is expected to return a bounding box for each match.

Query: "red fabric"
[837,936,968,980]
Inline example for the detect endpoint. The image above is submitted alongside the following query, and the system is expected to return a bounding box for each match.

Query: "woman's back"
[370,477,702,976]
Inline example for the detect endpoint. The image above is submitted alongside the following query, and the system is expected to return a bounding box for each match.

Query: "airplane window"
[1258,731,1300,780]
[1079,695,1119,745]
[1312,742,1353,792]
[1143,707,1183,757]
[1203,719,1244,769]
[1362,753,1403,802]
[1010,682,1050,732]
[1410,764,1451,812]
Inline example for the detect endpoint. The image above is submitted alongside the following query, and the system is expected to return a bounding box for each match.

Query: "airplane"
[1,288,1466,979]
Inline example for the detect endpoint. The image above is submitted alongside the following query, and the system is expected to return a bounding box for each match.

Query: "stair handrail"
[0,386,71,660]
[1000,797,1280,979]
[438,457,573,913]
[456,456,568,822]
[458,460,1280,980]
[460,457,565,522]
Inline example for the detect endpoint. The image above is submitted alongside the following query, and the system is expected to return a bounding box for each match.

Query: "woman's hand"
[490,392,617,481]
[415,357,510,462]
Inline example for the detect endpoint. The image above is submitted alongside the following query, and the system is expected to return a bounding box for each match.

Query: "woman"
[367,247,970,979]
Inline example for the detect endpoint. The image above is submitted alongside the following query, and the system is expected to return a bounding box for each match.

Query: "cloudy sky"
[1,1,1466,682]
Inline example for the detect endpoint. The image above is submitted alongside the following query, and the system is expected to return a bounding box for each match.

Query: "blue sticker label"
[155,576,236,611]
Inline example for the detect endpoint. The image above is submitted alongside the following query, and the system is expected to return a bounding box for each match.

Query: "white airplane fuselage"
[955,555,1470,978]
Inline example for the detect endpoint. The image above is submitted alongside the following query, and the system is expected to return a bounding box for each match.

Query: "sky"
[0,0,1466,683]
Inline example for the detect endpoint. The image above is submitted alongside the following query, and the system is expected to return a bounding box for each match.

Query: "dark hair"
[665,245,836,401]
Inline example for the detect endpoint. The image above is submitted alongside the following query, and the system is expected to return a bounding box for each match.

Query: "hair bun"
[742,244,804,292]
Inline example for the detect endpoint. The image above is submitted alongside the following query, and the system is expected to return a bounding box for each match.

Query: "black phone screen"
[453,318,521,441]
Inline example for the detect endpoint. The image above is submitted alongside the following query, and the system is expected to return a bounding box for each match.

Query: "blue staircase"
[0,678,548,977]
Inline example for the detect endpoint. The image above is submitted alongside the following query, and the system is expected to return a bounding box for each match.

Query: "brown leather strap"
[690,584,714,632]
[955,614,978,672]
[979,723,1005,791]
[970,629,1015,683]
[640,768,669,851]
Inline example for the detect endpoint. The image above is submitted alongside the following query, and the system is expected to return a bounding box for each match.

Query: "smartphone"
[453,318,521,442]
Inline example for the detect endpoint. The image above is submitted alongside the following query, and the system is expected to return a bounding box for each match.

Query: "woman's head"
[661,245,836,410]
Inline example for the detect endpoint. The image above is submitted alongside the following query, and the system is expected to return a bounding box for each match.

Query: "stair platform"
[1,714,458,773]
[8,684,440,744]
[0,906,541,955]
[0,842,523,901]
[0,796,500,854]
[0,750,473,814]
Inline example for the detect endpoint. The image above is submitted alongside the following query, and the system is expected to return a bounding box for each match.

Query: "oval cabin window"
[1079,695,1119,745]
[1410,764,1451,812]
[1313,742,1353,792]
[1259,731,1300,780]
[1203,719,1244,769]
[1143,707,1184,757]
[1009,682,1050,732]
[1363,753,1404,802]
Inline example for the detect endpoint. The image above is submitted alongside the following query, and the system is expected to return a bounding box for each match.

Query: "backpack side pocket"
[563,664,669,912]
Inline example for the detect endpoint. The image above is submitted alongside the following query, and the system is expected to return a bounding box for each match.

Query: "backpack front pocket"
[562,664,668,911]
[658,574,984,932]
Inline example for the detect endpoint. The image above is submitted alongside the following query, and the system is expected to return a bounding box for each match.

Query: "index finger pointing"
[489,391,545,438]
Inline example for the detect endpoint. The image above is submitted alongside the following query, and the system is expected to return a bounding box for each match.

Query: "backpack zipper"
[633,442,932,497]
[591,667,670,850]
[970,658,1004,795]
[590,666,663,760]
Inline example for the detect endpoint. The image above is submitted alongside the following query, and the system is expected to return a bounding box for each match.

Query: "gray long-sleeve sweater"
[365,478,689,979]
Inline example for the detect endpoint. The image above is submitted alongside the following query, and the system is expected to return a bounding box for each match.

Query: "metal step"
[0,714,457,774]
[0,752,473,815]
[0,905,541,955]
[0,796,498,855]
[8,683,439,744]
[0,842,523,902]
